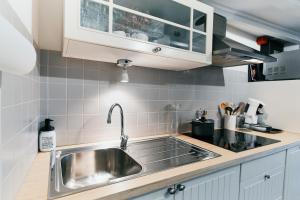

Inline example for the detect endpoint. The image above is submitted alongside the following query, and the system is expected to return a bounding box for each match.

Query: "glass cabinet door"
[192,9,207,54]
[80,0,109,32]
[193,10,207,32]
[79,0,210,55]
[113,8,190,50]
[192,32,206,53]
[113,0,191,27]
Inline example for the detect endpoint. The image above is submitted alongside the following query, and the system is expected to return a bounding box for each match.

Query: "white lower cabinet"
[132,151,289,200]
[174,166,240,200]
[239,151,286,200]
[284,146,300,200]
[132,166,240,200]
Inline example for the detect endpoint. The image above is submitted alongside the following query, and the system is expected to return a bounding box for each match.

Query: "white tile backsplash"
[67,99,84,115]
[40,50,248,146]
[68,116,84,131]
[67,83,83,99]
[49,83,66,99]
[84,84,99,100]
[48,100,67,115]
[83,100,99,115]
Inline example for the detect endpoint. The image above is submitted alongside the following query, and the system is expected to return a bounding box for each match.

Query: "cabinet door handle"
[264,175,271,180]
[177,184,186,191]
[153,47,162,53]
[167,187,177,195]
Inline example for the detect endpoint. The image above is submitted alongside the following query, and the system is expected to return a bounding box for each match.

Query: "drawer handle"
[153,47,162,53]
[167,187,177,195]
[264,175,271,180]
[177,184,186,191]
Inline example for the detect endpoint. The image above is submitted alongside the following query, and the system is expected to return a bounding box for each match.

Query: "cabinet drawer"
[241,151,285,181]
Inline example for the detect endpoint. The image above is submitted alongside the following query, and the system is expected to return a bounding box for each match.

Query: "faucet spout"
[107,103,128,150]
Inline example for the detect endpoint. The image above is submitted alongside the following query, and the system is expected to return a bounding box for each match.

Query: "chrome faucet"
[107,103,128,150]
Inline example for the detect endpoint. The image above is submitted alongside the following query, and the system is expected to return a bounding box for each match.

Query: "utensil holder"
[224,115,237,130]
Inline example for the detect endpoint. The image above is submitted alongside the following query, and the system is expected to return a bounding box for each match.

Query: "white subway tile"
[83,100,99,115]
[67,84,83,99]
[49,83,66,99]
[67,100,83,115]
[48,100,67,115]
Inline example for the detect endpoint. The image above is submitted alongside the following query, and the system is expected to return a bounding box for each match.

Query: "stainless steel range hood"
[211,14,277,67]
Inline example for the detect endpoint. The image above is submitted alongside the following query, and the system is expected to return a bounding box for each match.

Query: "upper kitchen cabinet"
[63,0,214,70]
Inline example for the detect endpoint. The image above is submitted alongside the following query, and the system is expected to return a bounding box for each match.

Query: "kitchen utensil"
[239,102,246,113]
[218,105,224,117]
[220,102,229,115]
[220,101,232,110]
[225,106,233,115]
[220,102,227,110]
[233,102,246,115]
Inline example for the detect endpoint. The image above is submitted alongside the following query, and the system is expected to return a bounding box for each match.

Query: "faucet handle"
[120,134,128,150]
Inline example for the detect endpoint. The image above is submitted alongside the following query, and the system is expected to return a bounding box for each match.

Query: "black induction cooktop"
[185,129,280,153]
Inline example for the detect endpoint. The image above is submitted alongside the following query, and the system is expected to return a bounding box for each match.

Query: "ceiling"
[200,0,300,43]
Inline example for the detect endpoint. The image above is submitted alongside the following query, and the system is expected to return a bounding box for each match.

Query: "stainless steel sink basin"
[48,137,220,199]
[61,148,142,189]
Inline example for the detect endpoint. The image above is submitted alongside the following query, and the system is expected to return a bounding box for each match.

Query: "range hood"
[211,14,277,67]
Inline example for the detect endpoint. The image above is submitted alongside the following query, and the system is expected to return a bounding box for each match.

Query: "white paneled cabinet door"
[174,166,240,200]
[240,151,286,200]
[131,187,174,200]
[284,146,300,200]
[240,167,285,200]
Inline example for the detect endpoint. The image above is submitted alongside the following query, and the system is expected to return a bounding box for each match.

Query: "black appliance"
[191,119,214,138]
[185,129,280,153]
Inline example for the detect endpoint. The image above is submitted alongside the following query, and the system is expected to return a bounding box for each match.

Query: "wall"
[40,50,248,146]
[38,0,63,51]
[247,80,300,133]
[0,53,40,200]
[226,65,300,133]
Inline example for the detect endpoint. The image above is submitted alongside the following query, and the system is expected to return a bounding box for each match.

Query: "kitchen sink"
[48,137,220,199]
[61,148,142,189]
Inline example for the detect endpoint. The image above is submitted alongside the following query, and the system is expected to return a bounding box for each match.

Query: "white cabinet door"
[64,0,213,70]
[174,166,240,200]
[240,167,285,200]
[284,146,300,200]
[131,166,240,200]
[131,187,174,200]
[240,151,286,200]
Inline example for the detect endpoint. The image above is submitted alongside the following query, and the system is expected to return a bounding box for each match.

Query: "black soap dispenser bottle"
[39,119,56,152]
